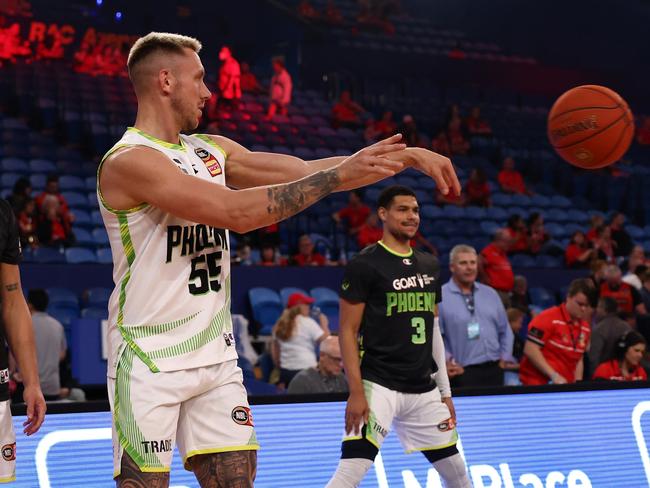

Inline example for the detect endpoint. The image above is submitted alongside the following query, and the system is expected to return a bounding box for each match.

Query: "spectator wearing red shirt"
[17,198,38,248]
[593,331,647,381]
[240,62,264,94]
[332,190,370,236]
[356,213,383,249]
[34,175,72,227]
[216,46,241,111]
[464,106,492,136]
[464,168,490,207]
[585,214,604,242]
[527,212,550,255]
[291,234,328,266]
[297,0,320,20]
[565,231,594,268]
[480,229,515,305]
[324,0,343,24]
[520,279,594,385]
[498,157,530,195]
[505,215,528,254]
[447,117,469,156]
[430,130,451,157]
[37,197,73,247]
[599,264,646,316]
[331,91,364,129]
[267,58,293,119]
[373,111,397,139]
[636,116,650,145]
[257,244,288,266]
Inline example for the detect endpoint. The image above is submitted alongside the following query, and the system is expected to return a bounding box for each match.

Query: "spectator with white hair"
[599,264,646,316]
[439,244,514,387]
[287,336,348,394]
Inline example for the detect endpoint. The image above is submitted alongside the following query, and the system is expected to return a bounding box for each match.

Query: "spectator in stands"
[637,116,650,145]
[464,168,491,207]
[267,57,292,119]
[27,289,67,400]
[447,117,469,156]
[35,174,71,221]
[609,212,633,257]
[519,279,594,385]
[593,225,616,263]
[6,177,32,214]
[291,234,329,266]
[216,46,241,111]
[37,197,73,247]
[373,110,397,139]
[479,228,514,306]
[497,157,530,195]
[599,264,647,316]
[588,297,631,376]
[363,117,381,144]
[287,336,348,394]
[324,0,344,24]
[507,308,525,362]
[257,243,288,266]
[510,275,530,314]
[331,90,365,129]
[430,130,451,157]
[585,214,604,242]
[464,106,492,136]
[565,231,594,268]
[435,185,463,206]
[593,331,647,381]
[298,0,320,20]
[399,114,423,147]
[232,242,253,266]
[332,190,370,237]
[623,264,648,291]
[588,259,608,290]
[527,212,550,255]
[272,292,330,386]
[357,213,383,249]
[641,271,650,313]
[624,245,648,275]
[439,244,514,387]
[17,198,38,248]
[240,62,264,94]
[505,214,528,253]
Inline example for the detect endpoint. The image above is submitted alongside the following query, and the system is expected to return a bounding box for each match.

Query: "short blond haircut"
[127,32,202,77]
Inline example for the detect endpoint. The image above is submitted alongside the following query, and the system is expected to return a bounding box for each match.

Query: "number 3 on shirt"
[411,317,426,344]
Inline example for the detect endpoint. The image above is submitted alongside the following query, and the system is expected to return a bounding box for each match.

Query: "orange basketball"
[547,85,634,169]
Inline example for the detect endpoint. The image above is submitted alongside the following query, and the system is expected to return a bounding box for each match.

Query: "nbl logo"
[2,443,15,462]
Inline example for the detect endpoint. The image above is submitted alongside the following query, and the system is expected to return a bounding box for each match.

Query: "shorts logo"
[0,369,9,384]
[194,147,222,177]
[232,406,254,426]
[437,420,452,432]
[2,443,15,461]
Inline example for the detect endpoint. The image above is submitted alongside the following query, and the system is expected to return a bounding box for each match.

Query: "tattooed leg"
[189,450,257,488]
[116,453,169,488]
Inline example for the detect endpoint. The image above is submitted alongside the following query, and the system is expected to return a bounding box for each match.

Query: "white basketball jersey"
[99,127,237,375]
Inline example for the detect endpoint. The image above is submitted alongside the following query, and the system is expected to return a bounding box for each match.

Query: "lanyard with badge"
[463,289,480,340]
[559,305,580,351]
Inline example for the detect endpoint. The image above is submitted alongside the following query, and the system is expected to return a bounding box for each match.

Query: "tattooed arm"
[100,140,405,234]
[1,262,46,434]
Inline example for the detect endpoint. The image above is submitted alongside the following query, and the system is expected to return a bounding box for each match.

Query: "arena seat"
[65,247,98,264]
[248,287,283,335]
[84,287,112,308]
[33,247,66,264]
[529,286,556,308]
[46,287,79,308]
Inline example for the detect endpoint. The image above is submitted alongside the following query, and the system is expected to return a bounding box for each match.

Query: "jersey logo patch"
[195,147,222,177]
[2,443,15,461]
[0,369,9,384]
[403,258,412,265]
[232,406,254,426]
[341,281,350,291]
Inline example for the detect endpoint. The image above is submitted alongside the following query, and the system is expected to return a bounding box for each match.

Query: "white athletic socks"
[325,458,373,488]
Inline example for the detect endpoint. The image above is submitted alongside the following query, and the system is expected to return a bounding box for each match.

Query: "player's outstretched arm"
[338,298,368,436]
[0,263,46,435]
[99,142,404,234]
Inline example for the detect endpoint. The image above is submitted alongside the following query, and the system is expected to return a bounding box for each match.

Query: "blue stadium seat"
[511,194,532,207]
[510,254,536,268]
[550,196,572,208]
[627,225,645,240]
[96,247,113,264]
[33,247,65,263]
[72,227,94,247]
[465,206,486,220]
[529,286,556,308]
[420,204,442,220]
[84,287,112,308]
[491,193,513,207]
[59,175,85,191]
[318,301,340,332]
[530,195,551,207]
[62,191,88,208]
[65,247,98,264]
[310,287,339,303]
[28,158,56,173]
[546,209,569,223]
[29,174,46,191]
[81,307,108,320]
[485,207,508,221]
[567,209,589,224]
[480,221,500,236]
[248,287,283,335]
[91,228,110,247]
[442,206,465,219]
[1,173,20,188]
[48,306,79,328]
[46,287,79,308]
[535,255,562,268]
[279,287,309,307]
[1,157,28,173]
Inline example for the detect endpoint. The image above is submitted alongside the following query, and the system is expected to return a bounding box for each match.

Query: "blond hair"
[272,306,302,341]
[127,32,202,77]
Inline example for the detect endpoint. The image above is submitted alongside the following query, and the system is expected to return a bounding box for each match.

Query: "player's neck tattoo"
[266,169,340,221]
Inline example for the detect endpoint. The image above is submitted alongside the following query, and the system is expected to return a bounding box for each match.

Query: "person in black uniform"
[0,199,46,483]
[326,186,471,488]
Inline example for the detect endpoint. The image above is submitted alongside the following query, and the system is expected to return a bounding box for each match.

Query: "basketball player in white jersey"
[98,32,460,487]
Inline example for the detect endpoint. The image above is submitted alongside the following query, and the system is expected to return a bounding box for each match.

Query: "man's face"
[169,49,212,132]
[320,349,343,377]
[566,292,590,321]
[450,251,478,287]
[299,237,314,256]
[45,181,58,194]
[379,195,419,241]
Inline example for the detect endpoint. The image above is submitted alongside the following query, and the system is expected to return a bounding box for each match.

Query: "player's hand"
[345,391,369,436]
[441,397,457,429]
[337,134,406,181]
[550,372,567,384]
[404,147,461,196]
[22,384,46,435]
[446,359,464,378]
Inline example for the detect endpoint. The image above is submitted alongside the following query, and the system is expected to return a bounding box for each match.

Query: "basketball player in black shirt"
[326,186,471,487]
[0,199,45,482]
